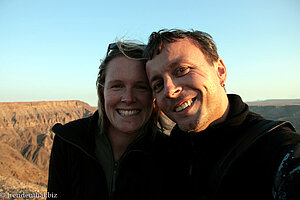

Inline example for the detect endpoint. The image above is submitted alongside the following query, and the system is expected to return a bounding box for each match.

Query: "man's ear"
[216,58,227,83]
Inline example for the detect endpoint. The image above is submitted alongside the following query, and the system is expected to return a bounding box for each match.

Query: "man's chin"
[178,123,197,133]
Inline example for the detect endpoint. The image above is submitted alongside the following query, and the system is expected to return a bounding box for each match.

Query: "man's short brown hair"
[144,29,219,66]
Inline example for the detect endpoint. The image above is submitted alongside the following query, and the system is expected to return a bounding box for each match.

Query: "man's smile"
[174,97,196,112]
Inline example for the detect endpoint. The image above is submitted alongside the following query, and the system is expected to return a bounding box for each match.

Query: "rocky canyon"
[0,100,96,197]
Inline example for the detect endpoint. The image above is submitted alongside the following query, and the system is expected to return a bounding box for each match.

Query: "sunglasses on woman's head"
[106,43,146,56]
[106,43,119,56]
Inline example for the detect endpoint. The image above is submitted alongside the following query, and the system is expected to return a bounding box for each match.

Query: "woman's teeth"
[118,109,140,116]
[175,99,194,112]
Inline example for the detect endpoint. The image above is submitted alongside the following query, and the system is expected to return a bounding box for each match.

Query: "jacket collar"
[171,94,250,137]
[51,110,161,157]
[51,110,99,156]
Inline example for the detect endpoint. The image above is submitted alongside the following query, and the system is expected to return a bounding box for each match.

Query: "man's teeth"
[118,110,139,116]
[175,99,194,112]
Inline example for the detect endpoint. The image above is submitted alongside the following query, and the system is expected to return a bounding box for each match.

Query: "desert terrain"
[0,100,96,199]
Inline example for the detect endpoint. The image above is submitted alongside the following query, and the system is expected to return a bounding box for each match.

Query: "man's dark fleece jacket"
[170,94,300,200]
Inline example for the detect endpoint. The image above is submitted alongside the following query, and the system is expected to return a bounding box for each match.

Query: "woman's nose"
[121,89,136,104]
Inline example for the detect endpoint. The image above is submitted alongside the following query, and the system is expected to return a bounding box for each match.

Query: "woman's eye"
[175,66,190,77]
[111,84,122,89]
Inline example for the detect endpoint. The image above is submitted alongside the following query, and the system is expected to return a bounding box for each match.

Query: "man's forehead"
[145,48,171,72]
[148,38,199,63]
[167,37,195,47]
[163,38,200,58]
[148,38,190,59]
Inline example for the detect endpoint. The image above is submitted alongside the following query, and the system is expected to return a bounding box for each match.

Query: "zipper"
[112,161,118,193]
[110,149,149,200]
[108,133,152,200]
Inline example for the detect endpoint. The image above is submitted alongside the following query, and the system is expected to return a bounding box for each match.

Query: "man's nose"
[164,76,182,98]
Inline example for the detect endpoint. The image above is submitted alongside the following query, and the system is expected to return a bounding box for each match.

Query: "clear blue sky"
[1,0,299,106]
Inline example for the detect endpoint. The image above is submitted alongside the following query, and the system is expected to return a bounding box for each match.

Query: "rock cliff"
[249,105,300,131]
[0,100,96,190]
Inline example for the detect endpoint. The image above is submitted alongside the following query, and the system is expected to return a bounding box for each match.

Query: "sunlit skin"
[104,56,153,138]
[146,38,229,133]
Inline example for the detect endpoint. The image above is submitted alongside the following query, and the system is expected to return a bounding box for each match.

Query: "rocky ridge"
[0,100,96,197]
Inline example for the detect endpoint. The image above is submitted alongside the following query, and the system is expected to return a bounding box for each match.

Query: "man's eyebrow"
[150,75,161,85]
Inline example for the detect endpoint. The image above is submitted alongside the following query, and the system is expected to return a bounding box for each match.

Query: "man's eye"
[175,66,190,77]
[152,81,163,93]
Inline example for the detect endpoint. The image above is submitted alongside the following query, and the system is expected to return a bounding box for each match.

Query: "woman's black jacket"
[47,111,173,200]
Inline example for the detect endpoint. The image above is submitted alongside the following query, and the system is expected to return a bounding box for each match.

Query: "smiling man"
[144,29,300,200]
[145,33,228,133]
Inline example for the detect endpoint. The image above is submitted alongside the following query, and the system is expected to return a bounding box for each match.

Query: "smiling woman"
[47,41,173,200]
[103,56,153,140]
